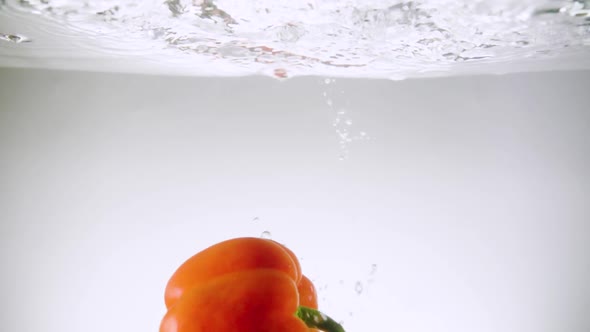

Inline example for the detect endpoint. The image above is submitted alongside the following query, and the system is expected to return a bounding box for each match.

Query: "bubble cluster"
[321,77,372,160]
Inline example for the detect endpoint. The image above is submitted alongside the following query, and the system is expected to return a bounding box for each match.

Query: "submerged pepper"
[160,237,345,332]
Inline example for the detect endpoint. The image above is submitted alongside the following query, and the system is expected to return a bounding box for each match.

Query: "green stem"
[295,306,345,332]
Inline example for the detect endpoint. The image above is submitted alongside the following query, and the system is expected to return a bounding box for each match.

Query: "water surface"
[1,0,589,79]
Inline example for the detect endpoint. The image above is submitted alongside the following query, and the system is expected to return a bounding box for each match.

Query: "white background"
[0,68,589,332]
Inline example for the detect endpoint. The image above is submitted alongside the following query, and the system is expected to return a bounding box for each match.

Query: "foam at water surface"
[0,0,589,79]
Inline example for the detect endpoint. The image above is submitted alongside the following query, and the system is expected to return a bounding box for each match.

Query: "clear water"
[1,0,589,79]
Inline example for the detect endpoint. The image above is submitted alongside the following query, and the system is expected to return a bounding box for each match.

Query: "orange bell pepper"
[160,237,345,332]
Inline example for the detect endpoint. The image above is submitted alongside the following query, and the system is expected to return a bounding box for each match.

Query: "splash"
[0,0,589,79]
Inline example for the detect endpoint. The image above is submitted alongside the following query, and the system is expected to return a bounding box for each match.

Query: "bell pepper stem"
[295,306,345,332]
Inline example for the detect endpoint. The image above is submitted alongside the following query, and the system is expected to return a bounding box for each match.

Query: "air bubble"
[0,33,31,43]
[261,231,272,239]
[355,281,363,294]
[370,263,377,274]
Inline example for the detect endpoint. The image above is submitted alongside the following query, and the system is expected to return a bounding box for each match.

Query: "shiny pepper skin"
[161,269,310,332]
[160,237,342,332]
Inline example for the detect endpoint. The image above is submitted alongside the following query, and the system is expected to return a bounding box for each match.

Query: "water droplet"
[252,216,259,222]
[360,131,367,137]
[345,119,353,126]
[326,99,333,107]
[324,78,331,84]
[261,230,272,239]
[355,281,363,294]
